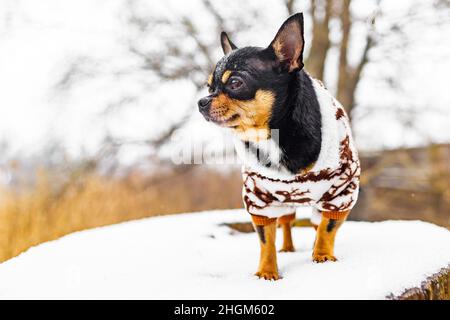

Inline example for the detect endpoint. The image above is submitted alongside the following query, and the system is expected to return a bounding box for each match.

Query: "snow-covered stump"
[0,209,449,300]
[388,266,449,300]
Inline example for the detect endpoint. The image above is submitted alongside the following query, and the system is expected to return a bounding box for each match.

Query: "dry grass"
[0,166,242,263]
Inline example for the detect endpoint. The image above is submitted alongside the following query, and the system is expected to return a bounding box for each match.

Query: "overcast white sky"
[0,0,449,163]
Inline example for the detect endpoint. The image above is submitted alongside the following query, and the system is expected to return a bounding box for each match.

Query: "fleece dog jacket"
[241,79,361,223]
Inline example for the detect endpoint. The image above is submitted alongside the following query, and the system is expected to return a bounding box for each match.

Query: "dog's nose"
[198,97,212,111]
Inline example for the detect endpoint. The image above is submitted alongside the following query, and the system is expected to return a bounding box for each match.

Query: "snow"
[0,209,449,299]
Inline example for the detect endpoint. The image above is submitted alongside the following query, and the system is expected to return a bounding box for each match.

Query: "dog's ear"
[221,31,237,55]
[269,13,305,72]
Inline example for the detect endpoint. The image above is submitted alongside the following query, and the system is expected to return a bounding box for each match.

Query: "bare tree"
[336,0,378,119]
[284,0,380,119]
[56,0,445,153]
[304,0,333,81]
[56,0,259,153]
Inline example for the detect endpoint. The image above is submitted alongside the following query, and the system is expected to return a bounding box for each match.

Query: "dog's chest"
[234,137,295,178]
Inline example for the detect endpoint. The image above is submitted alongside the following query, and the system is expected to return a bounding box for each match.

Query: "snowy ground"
[0,209,449,299]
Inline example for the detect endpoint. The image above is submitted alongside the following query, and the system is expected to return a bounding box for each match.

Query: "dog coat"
[240,79,361,222]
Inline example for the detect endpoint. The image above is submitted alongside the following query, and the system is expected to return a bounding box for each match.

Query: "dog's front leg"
[251,215,280,280]
[312,211,349,263]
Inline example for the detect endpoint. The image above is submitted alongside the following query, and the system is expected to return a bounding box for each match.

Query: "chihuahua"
[198,13,360,280]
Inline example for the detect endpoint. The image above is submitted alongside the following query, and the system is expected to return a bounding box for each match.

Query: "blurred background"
[0,0,449,262]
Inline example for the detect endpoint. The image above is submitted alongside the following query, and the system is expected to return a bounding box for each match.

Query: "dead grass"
[0,166,242,263]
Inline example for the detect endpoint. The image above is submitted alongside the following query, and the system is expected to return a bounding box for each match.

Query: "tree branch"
[285,0,296,15]
[305,0,332,80]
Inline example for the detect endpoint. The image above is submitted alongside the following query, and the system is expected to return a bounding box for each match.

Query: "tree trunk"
[336,0,353,115]
[285,0,296,15]
[336,0,375,121]
[305,0,333,81]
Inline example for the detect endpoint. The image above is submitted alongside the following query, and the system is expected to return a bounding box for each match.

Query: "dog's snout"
[198,97,212,111]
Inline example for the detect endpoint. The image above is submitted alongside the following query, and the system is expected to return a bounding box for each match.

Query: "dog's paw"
[279,246,295,253]
[312,253,337,263]
[255,270,281,281]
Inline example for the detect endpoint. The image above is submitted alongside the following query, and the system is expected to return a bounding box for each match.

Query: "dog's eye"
[228,77,243,90]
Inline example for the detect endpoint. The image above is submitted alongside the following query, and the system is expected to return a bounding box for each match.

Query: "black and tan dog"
[198,13,360,280]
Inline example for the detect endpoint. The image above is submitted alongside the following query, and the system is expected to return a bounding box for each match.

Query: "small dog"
[198,13,360,280]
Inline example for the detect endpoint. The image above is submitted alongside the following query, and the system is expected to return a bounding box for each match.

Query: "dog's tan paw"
[279,246,295,253]
[312,253,337,263]
[255,270,281,281]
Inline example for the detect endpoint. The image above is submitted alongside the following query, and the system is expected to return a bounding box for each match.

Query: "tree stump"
[388,266,449,300]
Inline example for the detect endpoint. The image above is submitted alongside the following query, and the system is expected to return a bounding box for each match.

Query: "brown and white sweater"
[239,79,361,222]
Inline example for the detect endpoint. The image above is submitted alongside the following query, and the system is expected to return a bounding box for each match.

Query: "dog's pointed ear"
[269,13,305,72]
[221,31,237,55]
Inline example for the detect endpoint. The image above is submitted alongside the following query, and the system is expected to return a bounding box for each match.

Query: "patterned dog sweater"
[240,79,361,220]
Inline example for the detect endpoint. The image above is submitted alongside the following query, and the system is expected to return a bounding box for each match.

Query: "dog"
[198,13,361,280]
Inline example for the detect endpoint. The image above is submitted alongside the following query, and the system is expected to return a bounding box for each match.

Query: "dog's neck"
[235,70,322,175]
[241,69,322,175]
[275,69,322,174]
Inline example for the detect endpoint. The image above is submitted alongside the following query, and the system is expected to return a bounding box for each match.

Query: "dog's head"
[198,13,305,141]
